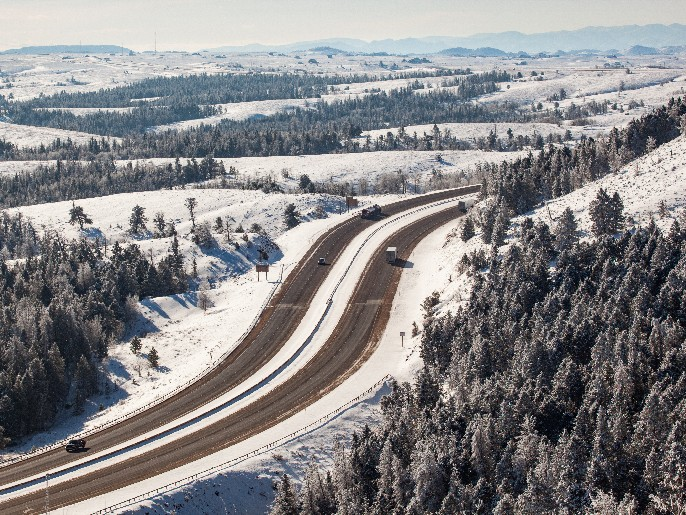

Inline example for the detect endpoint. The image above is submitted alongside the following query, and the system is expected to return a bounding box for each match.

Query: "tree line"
[477,97,686,217]
[269,96,686,515]
[0,221,187,444]
[271,210,686,515]
[5,69,475,137]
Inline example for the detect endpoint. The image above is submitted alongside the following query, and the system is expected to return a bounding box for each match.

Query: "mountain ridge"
[206,23,686,55]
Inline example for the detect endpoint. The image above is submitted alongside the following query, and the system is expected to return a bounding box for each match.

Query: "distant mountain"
[626,45,661,55]
[308,46,347,55]
[440,47,509,57]
[207,24,686,55]
[1,45,132,55]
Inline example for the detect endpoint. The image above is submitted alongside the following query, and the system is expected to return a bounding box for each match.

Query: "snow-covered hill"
[100,135,686,514]
[433,135,686,324]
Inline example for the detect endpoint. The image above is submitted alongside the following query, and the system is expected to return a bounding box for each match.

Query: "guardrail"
[90,374,393,514]
[0,281,281,468]
[89,189,476,513]
[1,187,477,469]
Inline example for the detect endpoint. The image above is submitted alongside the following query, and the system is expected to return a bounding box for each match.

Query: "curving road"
[0,187,477,513]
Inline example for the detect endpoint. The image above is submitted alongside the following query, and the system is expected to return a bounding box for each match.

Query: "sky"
[1,0,685,52]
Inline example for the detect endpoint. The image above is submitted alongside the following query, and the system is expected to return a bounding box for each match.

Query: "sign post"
[256,263,269,281]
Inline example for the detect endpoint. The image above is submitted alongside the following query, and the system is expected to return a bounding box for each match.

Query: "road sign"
[256,263,269,281]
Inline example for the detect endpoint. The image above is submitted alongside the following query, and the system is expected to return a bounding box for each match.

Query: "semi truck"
[360,204,382,219]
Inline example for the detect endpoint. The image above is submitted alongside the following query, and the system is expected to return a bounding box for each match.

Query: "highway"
[0,187,477,513]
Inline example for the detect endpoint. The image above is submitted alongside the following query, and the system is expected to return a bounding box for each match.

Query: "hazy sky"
[1,0,685,51]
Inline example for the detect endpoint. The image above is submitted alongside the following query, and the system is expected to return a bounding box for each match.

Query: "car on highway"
[318,257,326,265]
[65,439,86,452]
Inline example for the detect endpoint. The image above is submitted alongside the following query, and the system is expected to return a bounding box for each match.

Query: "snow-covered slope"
[434,134,686,323]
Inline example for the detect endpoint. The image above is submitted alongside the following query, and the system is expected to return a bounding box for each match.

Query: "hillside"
[1,45,132,55]
[207,24,686,54]
[100,133,686,514]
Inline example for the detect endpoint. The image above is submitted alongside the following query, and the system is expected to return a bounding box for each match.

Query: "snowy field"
[1,52,684,149]
[0,51,685,513]
[0,148,496,192]
[83,133,686,513]
[0,120,118,148]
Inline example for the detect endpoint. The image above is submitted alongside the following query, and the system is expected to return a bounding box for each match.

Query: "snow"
[0,148,513,188]
[0,120,117,148]
[0,51,685,513]
[0,193,474,511]
[116,149,507,189]
[520,134,686,234]
[153,98,317,131]
[68,194,473,514]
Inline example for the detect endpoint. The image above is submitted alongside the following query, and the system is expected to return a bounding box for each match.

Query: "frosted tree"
[130,336,142,354]
[300,461,335,515]
[68,202,92,230]
[197,278,211,312]
[284,203,301,228]
[554,207,579,252]
[589,189,624,236]
[147,347,159,369]
[270,474,299,515]
[652,421,686,513]
[407,439,447,513]
[491,208,510,247]
[374,440,396,513]
[185,197,197,230]
[153,212,166,236]
[128,205,148,235]
[460,216,475,242]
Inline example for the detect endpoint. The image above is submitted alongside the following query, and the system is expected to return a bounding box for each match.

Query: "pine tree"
[68,202,92,230]
[284,203,301,228]
[130,336,142,354]
[153,212,166,236]
[73,356,97,414]
[491,209,510,247]
[460,216,476,242]
[589,189,624,236]
[185,197,197,230]
[271,473,299,515]
[128,205,148,235]
[147,347,159,368]
[554,207,579,252]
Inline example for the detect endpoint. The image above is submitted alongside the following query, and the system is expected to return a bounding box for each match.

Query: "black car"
[65,439,86,452]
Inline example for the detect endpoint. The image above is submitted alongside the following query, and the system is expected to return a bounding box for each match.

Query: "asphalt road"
[0,187,477,513]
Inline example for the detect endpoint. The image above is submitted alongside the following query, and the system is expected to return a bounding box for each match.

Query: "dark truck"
[360,204,381,219]
[65,439,86,452]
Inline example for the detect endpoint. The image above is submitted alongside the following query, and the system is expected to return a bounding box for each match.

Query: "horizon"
[3,22,686,54]
[2,0,686,53]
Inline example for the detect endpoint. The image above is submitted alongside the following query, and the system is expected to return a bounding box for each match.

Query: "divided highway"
[0,187,478,513]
